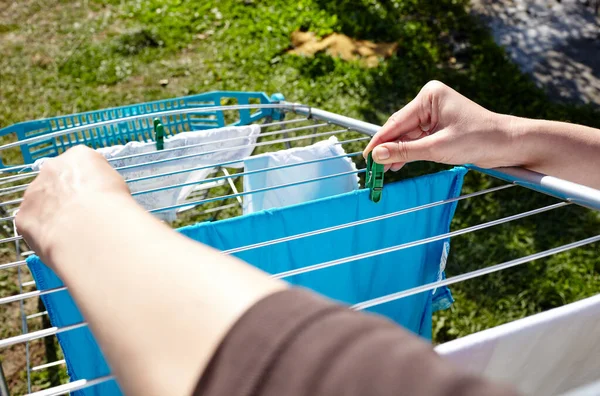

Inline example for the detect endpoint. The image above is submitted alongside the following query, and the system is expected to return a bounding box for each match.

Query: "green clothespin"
[153,118,164,151]
[366,152,384,203]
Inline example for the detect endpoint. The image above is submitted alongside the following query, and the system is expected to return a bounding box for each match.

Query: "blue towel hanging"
[179,167,466,330]
[27,166,466,395]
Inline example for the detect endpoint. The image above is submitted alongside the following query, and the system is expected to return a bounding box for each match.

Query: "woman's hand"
[363,81,516,172]
[16,145,131,264]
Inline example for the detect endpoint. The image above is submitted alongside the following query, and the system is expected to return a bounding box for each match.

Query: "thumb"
[371,138,435,164]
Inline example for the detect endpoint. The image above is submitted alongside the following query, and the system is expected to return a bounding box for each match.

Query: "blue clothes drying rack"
[0,91,598,396]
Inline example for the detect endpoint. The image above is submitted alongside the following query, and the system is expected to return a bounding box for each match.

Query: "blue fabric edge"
[431,166,468,311]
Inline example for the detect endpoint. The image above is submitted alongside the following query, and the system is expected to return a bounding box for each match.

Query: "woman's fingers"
[363,98,423,158]
[381,163,406,173]
[389,162,405,172]
[371,135,437,164]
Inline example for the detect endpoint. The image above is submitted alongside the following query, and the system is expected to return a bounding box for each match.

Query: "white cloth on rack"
[242,136,359,214]
[561,379,600,396]
[33,125,260,221]
[435,293,600,396]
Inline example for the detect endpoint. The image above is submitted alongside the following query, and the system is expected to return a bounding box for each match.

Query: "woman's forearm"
[363,81,600,189]
[504,115,600,189]
[45,193,286,396]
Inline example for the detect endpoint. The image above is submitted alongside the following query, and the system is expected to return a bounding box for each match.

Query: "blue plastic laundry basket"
[0,91,281,168]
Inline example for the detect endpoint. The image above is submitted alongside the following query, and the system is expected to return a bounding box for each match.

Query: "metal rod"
[27,311,47,320]
[203,203,238,214]
[150,169,366,214]
[0,361,9,396]
[0,173,37,188]
[0,103,309,155]
[282,118,294,149]
[333,136,371,145]
[469,165,600,211]
[271,202,569,279]
[179,203,239,216]
[0,235,22,244]
[0,260,26,270]
[12,217,30,392]
[283,101,379,136]
[352,234,600,311]
[0,235,23,245]
[31,360,65,372]
[0,322,86,349]
[132,151,362,197]
[259,118,308,128]
[26,375,114,396]
[0,199,23,209]
[128,158,244,184]
[224,184,515,255]
[222,169,243,206]
[0,286,67,306]
[0,184,28,196]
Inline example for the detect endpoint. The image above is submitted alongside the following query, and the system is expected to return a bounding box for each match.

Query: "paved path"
[472,0,600,106]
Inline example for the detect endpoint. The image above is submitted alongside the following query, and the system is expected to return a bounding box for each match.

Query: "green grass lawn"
[1,0,599,393]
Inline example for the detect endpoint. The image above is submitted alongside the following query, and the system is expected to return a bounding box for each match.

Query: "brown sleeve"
[194,288,519,396]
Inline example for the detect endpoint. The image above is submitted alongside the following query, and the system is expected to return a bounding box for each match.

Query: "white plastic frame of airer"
[0,103,597,396]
